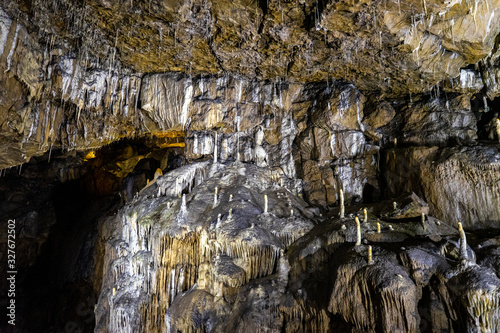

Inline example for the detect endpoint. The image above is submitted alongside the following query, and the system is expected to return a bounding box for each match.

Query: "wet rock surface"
[1,0,500,94]
[385,144,500,229]
[0,0,500,332]
[89,160,500,333]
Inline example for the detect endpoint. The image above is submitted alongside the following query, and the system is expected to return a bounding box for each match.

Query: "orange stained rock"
[83,151,97,160]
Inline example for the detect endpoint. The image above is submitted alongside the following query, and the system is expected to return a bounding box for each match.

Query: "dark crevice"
[303,0,330,31]
[472,94,500,141]
[2,137,186,332]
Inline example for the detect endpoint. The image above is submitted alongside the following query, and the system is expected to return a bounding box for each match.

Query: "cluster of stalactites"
[462,286,500,331]
[272,299,331,332]
[130,223,283,331]
[155,161,211,198]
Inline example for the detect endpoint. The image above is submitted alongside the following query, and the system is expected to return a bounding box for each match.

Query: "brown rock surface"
[385,145,500,229]
[1,0,500,332]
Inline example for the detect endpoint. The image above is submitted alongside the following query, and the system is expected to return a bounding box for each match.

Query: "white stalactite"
[213,187,218,208]
[213,132,218,164]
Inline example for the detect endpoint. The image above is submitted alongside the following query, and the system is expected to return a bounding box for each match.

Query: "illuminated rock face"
[384,145,500,228]
[95,161,500,333]
[2,0,500,92]
[1,0,500,170]
[95,162,317,332]
[1,1,500,332]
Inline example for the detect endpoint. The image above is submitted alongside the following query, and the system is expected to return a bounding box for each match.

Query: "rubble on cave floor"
[94,160,500,333]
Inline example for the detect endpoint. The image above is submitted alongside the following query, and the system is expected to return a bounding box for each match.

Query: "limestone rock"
[380,192,430,220]
[400,95,478,146]
[448,266,500,333]
[328,251,419,332]
[364,100,396,129]
[385,145,500,229]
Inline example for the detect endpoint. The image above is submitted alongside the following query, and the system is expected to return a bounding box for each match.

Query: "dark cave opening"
[20,178,115,333]
[1,136,186,333]
[472,94,500,141]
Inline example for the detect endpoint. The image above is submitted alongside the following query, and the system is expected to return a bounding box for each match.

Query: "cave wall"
[1,0,500,332]
[1,1,500,226]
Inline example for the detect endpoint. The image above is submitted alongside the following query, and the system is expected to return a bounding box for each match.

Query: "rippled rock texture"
[385,144,500,229]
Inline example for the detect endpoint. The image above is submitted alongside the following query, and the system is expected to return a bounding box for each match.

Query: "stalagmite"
[229,194,233,202]
[290,209,293,217]
[339,189,345,218]
[394,138,397,147]
[377,222,381,233]
[180,194,187,215]
[355,217,361,246]
[421,213,426,231]
[368,245,373,265]
[264,194,268,214]
[213,187,218,208]
[393,201,397,210]
[458,222,468,260]
[228,208,233,219]
[363,208,368,222]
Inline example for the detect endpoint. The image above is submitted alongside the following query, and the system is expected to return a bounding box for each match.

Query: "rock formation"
[1,0,500,332]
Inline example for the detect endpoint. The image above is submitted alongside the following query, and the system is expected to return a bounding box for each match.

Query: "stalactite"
[156,161,211,198]
[273,299,330,332]
[328,231,345,245]
[213,187,218,208]
[264,194,268,214]
[213,132,218,164]
[329,259,418,332]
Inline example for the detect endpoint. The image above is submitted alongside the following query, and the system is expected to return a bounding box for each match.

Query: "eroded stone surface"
[385,145,500,229]
[92,160,500,333]
[1,1,500,332]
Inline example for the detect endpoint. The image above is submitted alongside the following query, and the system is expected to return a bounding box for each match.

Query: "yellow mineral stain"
[83,151,96,160]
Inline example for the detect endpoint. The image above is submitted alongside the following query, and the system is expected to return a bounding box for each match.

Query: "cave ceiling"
[3,0,500,93]
[1,0,500,169]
